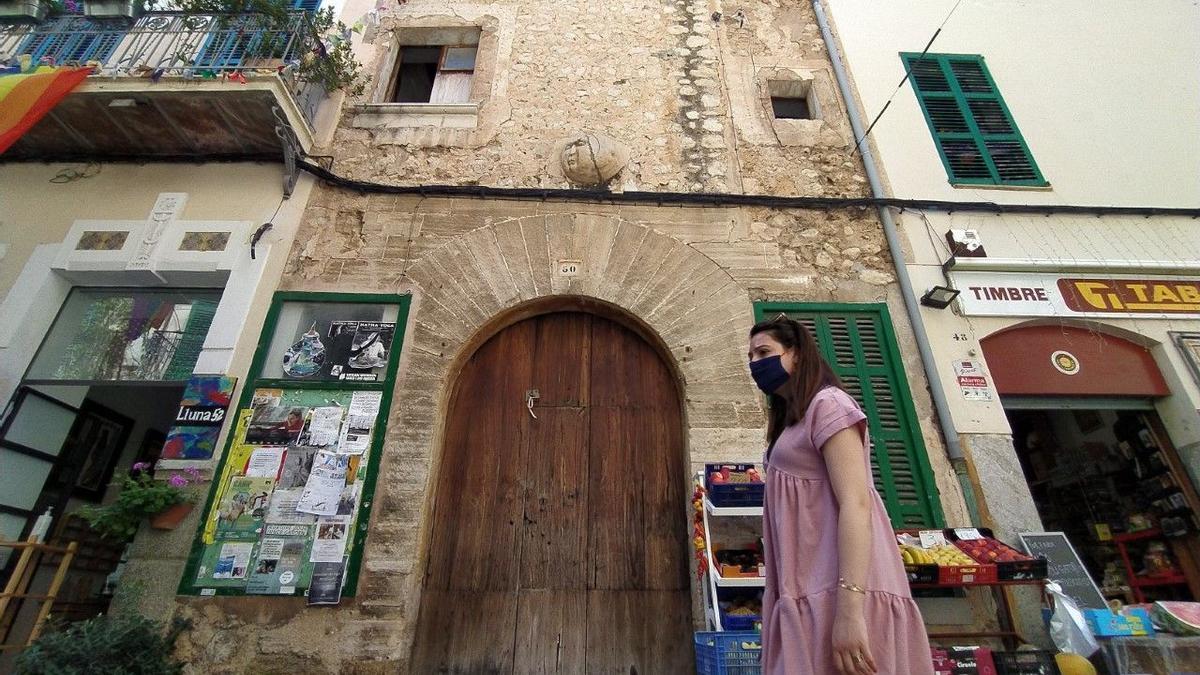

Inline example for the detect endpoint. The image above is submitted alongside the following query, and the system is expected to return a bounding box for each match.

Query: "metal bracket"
[525,389,540,420]
[273,105,302,198]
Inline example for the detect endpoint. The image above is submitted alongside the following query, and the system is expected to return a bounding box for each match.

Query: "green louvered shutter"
[901,52,1046,187]
[755,302,944,528]
[164,299,218,380]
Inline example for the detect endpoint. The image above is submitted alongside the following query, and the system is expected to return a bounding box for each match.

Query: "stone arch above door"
[392,213,765,456]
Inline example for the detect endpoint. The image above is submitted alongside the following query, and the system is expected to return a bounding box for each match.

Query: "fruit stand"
[899,527,1049,649]
[693,464,1056,673]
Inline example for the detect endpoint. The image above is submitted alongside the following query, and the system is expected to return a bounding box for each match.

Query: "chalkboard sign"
[1018,532,1107,609]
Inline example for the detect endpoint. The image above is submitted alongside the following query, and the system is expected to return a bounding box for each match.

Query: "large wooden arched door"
[411,311,693,674]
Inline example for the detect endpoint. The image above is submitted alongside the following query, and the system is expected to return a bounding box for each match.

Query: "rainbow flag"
[0,66,92,154]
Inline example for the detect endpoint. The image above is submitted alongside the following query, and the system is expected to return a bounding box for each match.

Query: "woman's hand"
[832,606,877,674]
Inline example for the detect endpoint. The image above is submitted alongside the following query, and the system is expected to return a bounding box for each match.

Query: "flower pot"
[149,502,194,530]
[83,0,139,21]
[0,0,50,23]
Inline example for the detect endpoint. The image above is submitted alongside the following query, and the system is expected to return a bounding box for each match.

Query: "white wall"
[823,0,1200,207]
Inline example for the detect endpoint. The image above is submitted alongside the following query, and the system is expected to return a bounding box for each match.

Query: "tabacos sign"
[952,271,1200,318]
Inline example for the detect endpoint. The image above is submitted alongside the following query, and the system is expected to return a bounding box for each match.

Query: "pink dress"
[761,387,933,675]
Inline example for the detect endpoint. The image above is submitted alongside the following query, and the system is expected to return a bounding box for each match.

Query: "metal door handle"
[528,386,542,417]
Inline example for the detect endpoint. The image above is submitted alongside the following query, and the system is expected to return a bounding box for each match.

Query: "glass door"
[0,388,79,566]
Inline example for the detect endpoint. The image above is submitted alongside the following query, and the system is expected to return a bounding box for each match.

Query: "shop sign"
[162,375,237,460]
[951,359,992,401]
[952,271,1200,319]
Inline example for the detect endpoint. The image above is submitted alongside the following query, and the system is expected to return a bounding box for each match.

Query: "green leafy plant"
[78,464,198,540]
[15,615,187,675]
[168,0,368,95]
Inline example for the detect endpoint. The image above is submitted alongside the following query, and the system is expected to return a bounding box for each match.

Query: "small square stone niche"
[768,79,819,120]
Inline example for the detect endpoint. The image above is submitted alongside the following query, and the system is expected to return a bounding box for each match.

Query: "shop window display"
[1010,408,1199,605]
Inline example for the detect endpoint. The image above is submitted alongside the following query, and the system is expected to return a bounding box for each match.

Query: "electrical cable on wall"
[294,158,1200,218]
[851,0,965,155]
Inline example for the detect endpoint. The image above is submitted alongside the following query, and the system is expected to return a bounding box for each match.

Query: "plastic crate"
[719,609,762,631]
[992,650,1060,675]
[948,528,1049,582]
[694,631,762,675]
[705,464,765,508]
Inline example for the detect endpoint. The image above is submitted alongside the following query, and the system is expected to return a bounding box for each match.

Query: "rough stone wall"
[328,0,865,199]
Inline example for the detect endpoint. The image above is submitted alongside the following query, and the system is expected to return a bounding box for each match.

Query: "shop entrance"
[983,324,1200,608]
[411,310,693,673]
[0,287,219,656]
[1008,406,1200,604]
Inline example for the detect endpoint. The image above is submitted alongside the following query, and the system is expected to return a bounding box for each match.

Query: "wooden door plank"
[530,312,592,407]
[411,589,519,675]
[587,406,645,591]
[520,406,588,590]
[584,590,695,675]
[638,401,689,591]
[513,589,587,675]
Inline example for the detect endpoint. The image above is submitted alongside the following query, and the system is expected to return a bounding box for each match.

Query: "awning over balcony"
[0,12,322,161]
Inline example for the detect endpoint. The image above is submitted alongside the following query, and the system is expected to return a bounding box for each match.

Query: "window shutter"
[164,300,218,381]
[902,53,1045,187]
[756,303,945,528]
[291,0,321,11]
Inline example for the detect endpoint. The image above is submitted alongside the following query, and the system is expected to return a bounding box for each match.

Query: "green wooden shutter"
[901,52,1046,187]
[754,302,945,528]
[164,300,218,381]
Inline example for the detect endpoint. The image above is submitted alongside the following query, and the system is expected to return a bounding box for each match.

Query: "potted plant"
[79,463,200,539]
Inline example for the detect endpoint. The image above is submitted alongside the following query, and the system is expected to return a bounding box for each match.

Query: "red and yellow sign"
[953,271,1200,319]
[1058,278,1200,314]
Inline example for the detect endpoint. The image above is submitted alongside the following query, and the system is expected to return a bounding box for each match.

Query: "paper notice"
[338,391,381,455]
[212,542,254,579]
[265,487,316,525]
[296,451,349,516]
[324,484,361,524]
[246,536,308,595]
[310,520,350,563]
[245,447,286,478]
[306,560,346,605]
[306,406,344,448]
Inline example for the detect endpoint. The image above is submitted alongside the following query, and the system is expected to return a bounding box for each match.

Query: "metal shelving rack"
[699,477,765,630]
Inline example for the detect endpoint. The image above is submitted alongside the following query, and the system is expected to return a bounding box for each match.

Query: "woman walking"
[748,316,933,675]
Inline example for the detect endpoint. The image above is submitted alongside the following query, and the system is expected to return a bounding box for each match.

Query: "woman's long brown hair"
[750,316,843,448]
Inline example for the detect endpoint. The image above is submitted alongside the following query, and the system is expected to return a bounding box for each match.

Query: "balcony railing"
[0,11,325,128]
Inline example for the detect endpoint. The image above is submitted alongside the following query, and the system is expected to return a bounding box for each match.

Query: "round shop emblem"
[279,571,295,584]
[1051,350,1080,375]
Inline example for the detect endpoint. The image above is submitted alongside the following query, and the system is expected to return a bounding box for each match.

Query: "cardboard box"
[1083,607,1155,637]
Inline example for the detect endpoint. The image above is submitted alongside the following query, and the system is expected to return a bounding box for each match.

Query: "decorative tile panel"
[75,231,129,251]
[179,231,231,252]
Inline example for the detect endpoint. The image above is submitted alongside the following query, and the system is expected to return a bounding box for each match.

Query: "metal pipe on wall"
[811,0,982,524]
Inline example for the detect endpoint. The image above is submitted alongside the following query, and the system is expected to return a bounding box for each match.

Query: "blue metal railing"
[0,11,325,129]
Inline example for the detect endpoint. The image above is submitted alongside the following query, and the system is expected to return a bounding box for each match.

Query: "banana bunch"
[899,545,932,565]
[899,544,975,566]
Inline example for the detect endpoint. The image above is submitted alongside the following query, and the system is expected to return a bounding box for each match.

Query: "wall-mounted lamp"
[920,285,960,309]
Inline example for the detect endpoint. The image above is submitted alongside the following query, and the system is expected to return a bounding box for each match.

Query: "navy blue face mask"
[750,355,790,395]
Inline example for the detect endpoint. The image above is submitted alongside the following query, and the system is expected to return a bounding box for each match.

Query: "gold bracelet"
[838,578,866,594]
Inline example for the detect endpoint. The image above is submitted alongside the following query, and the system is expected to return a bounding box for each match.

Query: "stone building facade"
[111,0,994,671]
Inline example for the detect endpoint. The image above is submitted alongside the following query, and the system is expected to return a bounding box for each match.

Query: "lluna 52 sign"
[951,272,1200,319]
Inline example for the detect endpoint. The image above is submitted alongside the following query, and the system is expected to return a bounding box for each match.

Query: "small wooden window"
[392,45,477,104]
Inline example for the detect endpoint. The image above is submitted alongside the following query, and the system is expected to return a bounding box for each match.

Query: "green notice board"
[178,292,408,599]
